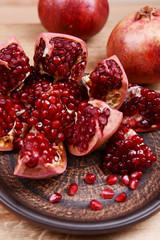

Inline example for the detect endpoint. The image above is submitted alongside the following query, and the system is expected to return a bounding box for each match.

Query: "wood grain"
[0,1,160,239]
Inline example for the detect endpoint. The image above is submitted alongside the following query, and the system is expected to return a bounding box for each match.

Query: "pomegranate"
[49,192,62,203]
[14,131,67,179]
[82,55,128,109]
[106,174,118,185]
[101,188,115,199]
[120,84,160,132]
[85,173,96,184]
[103,124,157,175]
[0,36,30,95]
[68,183,78,196]
[64,99,123,156]
[89,199,102,210]
[34,33,88,82]
[115,192,127,202]
[107,6,160,84]
[38,0,109,40]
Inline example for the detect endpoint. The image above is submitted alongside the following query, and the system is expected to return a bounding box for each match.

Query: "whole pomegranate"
[38,0,109,40]
[107,6,160,84]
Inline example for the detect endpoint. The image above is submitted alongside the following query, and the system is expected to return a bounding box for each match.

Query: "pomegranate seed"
[49,192,62,203]
[129,179,139,190]
[115,192,127,202]
[130,171,143,180]
[89,200,102,210]
[101,188,115,199]
[68,183,78,196]
[106,175,118,185]
[85,173,96,184]
[121,175,130,185]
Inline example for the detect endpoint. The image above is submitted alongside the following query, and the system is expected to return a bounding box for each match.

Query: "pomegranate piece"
[68,183,78,196]
[14,131,67,179]
[120,84,160,132]
[107,6,160,84]
[34,33,88,82]
[0,36,30,95]
[131,171,143,180]
[82,55,128,109]
[64,99,123,156]
[85,173,96,184]
[106,174,118,185]
[101,188,115,199]
[49,192,62,203]
[121,175,130,186]
[115,192,127,202]
[89,199,102,210]
[129,179,139,190]
[103,124,157,174]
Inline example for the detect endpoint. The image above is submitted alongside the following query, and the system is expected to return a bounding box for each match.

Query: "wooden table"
[0,1,160,239]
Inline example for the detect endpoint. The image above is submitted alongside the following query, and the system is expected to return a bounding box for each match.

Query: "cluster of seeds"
[20,132,59,168]
[89,59,122,100]
[103,125,157,174]
[0,43,30,95]
[120,84,160,130]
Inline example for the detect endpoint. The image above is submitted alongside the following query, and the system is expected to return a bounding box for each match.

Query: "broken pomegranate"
[120,84,160,132]
[14,131,67,179]
[82,55,128,109]
[64,99,123,156]
[34,33,88,82]
[0,36,30,95]
[103,124,157,174]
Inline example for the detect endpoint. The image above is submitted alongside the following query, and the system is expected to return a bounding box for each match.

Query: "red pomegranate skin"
[107,7,160,84]
[38,0,109,40]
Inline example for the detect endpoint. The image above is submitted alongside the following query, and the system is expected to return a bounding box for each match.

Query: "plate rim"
[0,186,159,235]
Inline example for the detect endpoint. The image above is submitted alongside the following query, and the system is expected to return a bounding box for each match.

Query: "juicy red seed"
[49,192,62,203]
[130,171,143,180]
[89,200,102,210]
[121,175,130,185]
[68,183,78,196]
[129,179,139,190]
[85,173,96,184]
[115,192,127,202]
[106,175,118,185]
[101,188,115,199]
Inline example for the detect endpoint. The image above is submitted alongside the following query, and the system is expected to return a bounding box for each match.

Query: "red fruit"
[82,55,128,109]
[49,192,62,203]
[64,99,123,156]
[68,183,78,196]
[107,6,160,84]
[38,0,109,40]
[129,179,139,190]
[0,36,30,95]
[103,124,157,174]
[14,132,67,179]
[131,171,143,180]
[34,33,88,82]
[101,188,115,199]
[85,173,96,184]
[115,192,127,202]
[121,175,130,186]
[120,84,160,132]
[89,199,102,210]
[106,175,118,185]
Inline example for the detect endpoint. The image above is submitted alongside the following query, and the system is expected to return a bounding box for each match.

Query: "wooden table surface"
[0,1,160,239]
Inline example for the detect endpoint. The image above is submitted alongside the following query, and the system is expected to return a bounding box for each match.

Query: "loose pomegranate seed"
[101,188,115,199]
[129,179,139,190]
[68,183,78,196]
[49,192,62,203]
[85,173,96,184]
[106,175,118,185]
[115,192,127,202]
[121,175,130,185]
[89,200,102,210]
[130,171,143,180]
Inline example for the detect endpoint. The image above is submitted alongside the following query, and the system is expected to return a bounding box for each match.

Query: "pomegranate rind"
[34,32,88,82]
[0,135,14,151]
[67,99,123,156]
[82,55,128,109]
[14,142,67,179]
